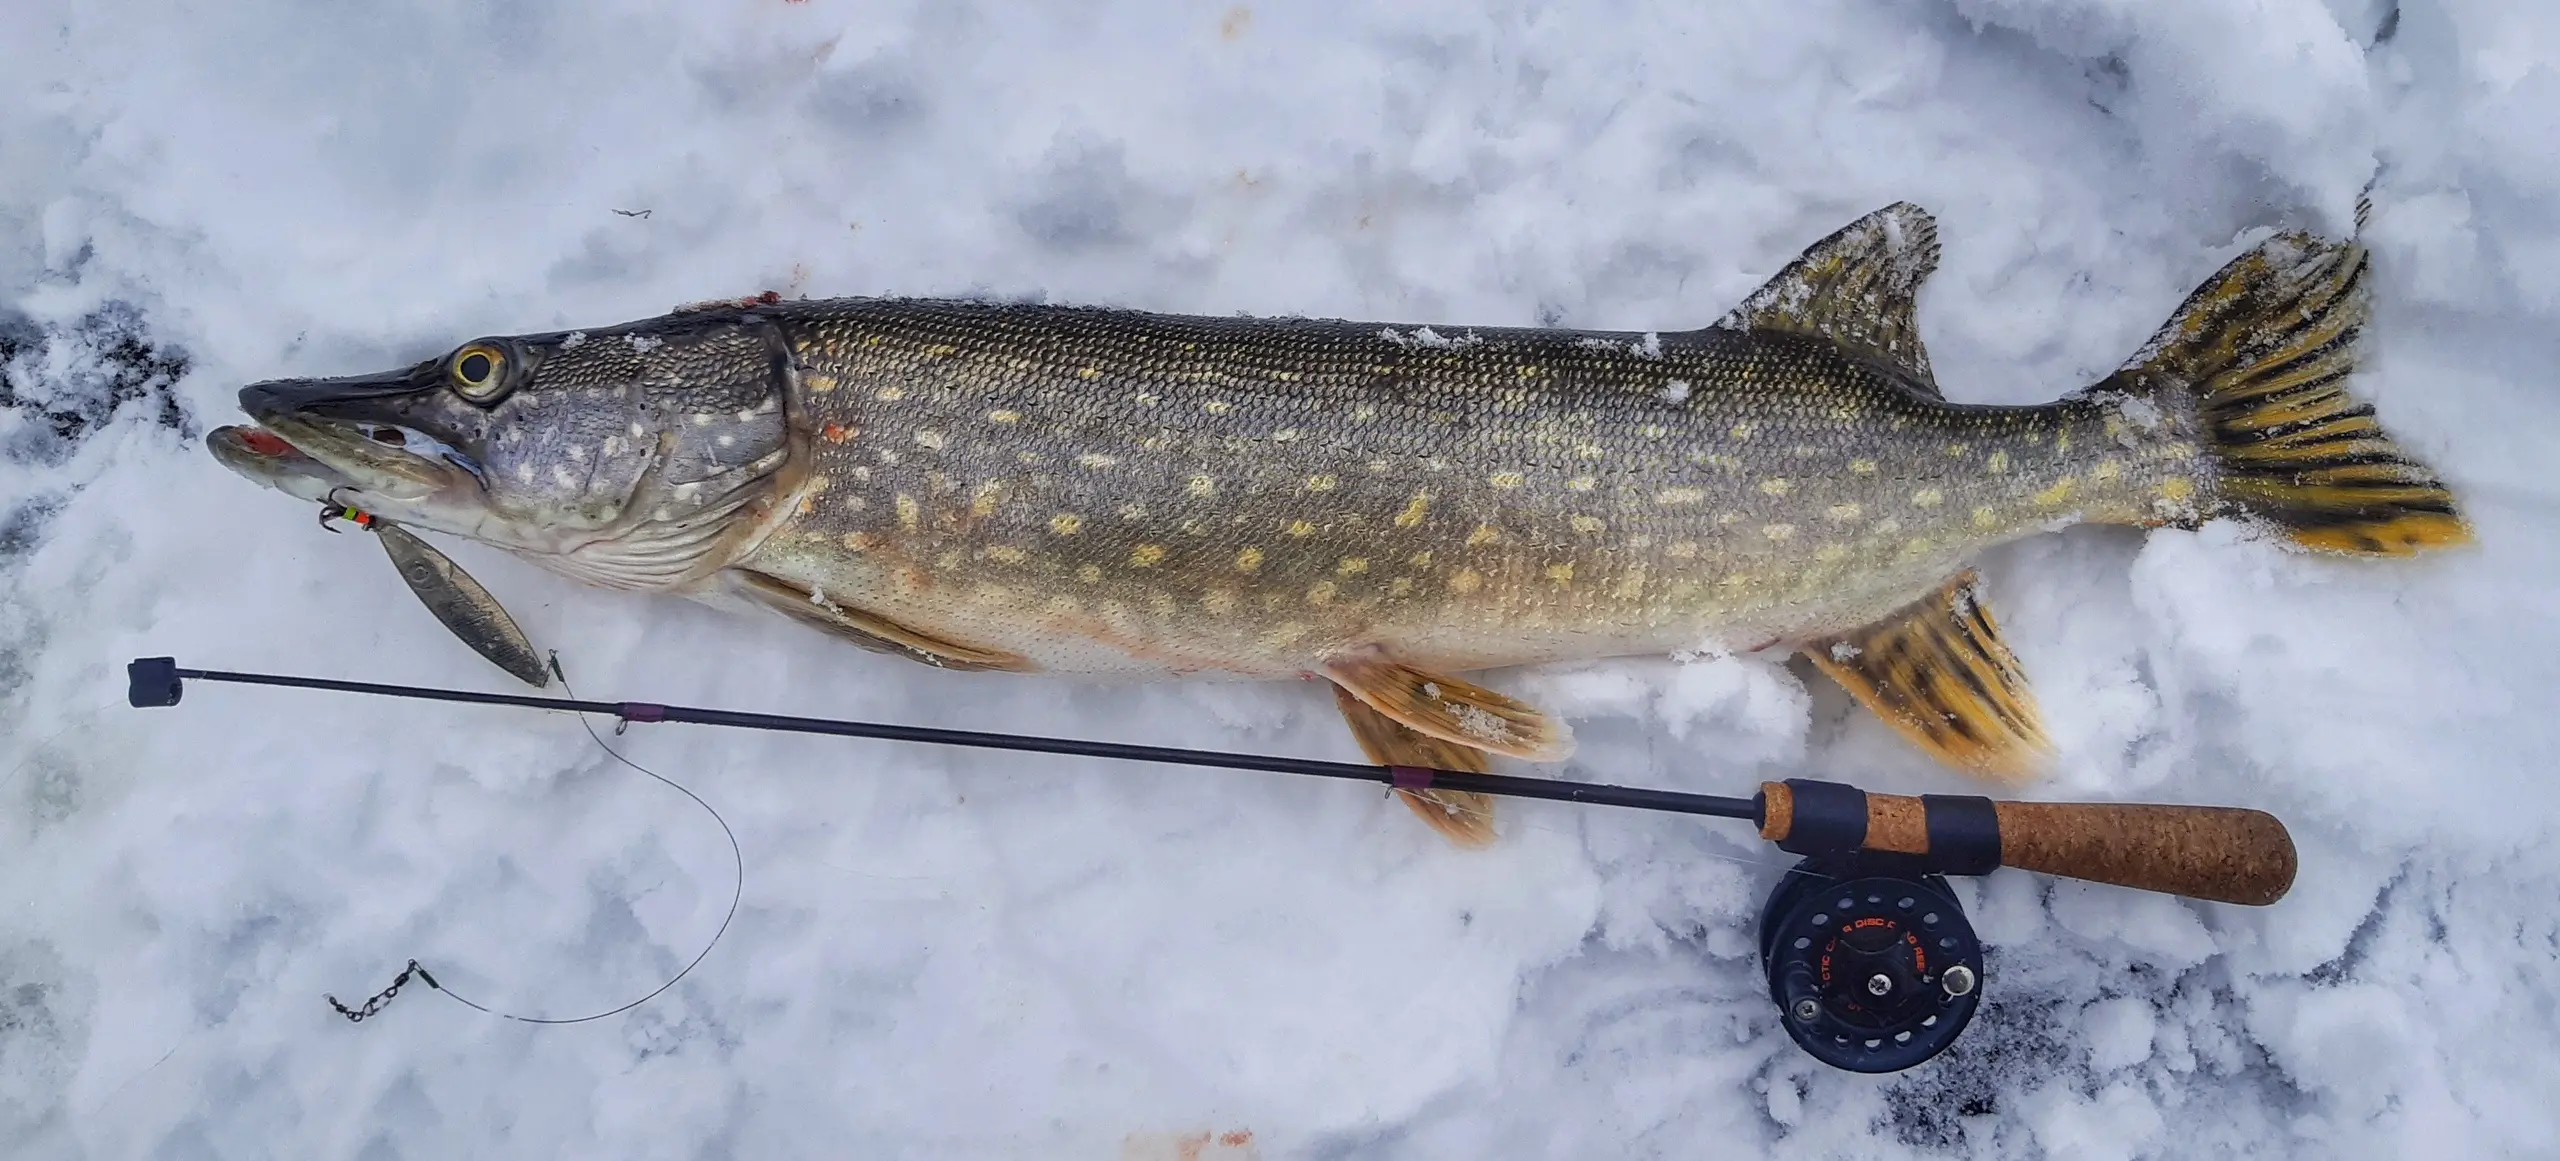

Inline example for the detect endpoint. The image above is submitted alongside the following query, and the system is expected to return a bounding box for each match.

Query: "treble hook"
[318,492,377,533]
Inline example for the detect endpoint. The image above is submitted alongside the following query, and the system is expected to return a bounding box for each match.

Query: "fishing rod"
[125,656,2296,1074]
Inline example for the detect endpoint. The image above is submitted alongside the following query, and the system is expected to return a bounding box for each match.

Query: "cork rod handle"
[1757,782,2298,906]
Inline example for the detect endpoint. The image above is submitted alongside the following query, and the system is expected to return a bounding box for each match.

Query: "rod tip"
[127,657,183,708]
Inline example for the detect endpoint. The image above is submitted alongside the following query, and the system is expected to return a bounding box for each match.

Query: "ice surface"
[5,0,2558,1156]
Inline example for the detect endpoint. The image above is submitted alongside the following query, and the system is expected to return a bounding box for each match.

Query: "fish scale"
[748,303,2162,677]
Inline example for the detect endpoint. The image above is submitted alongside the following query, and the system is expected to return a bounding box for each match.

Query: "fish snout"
[237,364,438,426]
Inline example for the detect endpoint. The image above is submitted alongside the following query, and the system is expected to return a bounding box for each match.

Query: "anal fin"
[1320,653,1573,762]
[733,570,1033,673]
[1332,686,1499,848]
[1805,571,2049,781]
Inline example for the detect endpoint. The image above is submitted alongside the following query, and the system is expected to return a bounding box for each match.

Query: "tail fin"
[2119,231,2470,556]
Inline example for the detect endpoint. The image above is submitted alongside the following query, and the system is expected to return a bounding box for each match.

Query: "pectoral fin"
[1320,653,1573,762]
[1805,571,2049,781]
[1331,686,1499,848]
[733,570,1033,673]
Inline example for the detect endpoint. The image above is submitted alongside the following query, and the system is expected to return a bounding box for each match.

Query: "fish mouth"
[216,369,483,507]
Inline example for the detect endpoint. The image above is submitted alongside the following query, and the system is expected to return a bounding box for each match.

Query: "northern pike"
[208,204,2469,844]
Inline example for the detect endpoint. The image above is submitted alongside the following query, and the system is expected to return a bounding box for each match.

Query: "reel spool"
[1758,855,1982,1073]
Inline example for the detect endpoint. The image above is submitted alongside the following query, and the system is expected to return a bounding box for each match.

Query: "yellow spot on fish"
[1565,475,1595,492]
[1388,576,1414,596]
[1304,474,1338,492]
[1667,541,1699,559]
[1306,581,1338,606]
[2158,477,2196,502]
[972,482,1009,517]
[1077,564,1103,584]
[1850,459,1878,475]
[1050,513,1084,535]
[2033,476,2078,506]
[1337,557,1369,575]
[1612,566,1647,600]
[1409,550,1433,567]
[923,343,957,359]
[1273,428,1302,443]
[1545,562,1575,583]
[1047,595,1083,615]
[1449,569,1484,594]
[985,546,1026,564]
[1129,544,1167,568]
[893,494,920,530]
[1872,517,1902,535]
[1570,515,1606,535]
[1640,424,1668,439]
[842,532,875,551]
[1827,503,1862,522]
[876,385,906,402]
[1946,443,1970,458]
[805,374,839,393]
[1204,400,1232,414]
[1730,421,1757,440]
[1517,365,1544,378]
[1353,404,1377,421]
[1135,392,1160,406]
[1971,506,1999,529]
[1575,443,1604,460]
[1814,544,1850,563]
[1394,491,1432,527]
[1762,524,1796,541]
[1987,451,2011,474]
[2093,460,2123,482]
[1466,524,1501,547]
[1235,547,1264,572]
[1077,366,1100,380]
[1717,512,1741,526]
[1077,452,1117,469]
[1911,488,1944,508]
[1657,487,1705,506]
[1285,519,1317,538]
[915,430,946,450]
[1188,474,1218,498]
[1760,478,1792,497]
[1490,471,1526,489]
[1830,405,1859,421]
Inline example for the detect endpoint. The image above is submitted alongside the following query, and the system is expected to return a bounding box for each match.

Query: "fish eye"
[449,342,511,404]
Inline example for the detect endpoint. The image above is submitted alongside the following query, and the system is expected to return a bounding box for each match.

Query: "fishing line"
[325,652,743,1027]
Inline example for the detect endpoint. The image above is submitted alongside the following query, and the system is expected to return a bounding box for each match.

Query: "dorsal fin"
[1715,202,1943,394]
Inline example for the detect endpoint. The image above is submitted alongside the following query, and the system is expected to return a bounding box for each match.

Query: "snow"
[5,0,2558,1157]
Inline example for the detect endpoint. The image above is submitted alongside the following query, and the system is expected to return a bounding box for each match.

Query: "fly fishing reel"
[1758,855,1982,1072]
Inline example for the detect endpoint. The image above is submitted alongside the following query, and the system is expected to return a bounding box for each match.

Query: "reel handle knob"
[1757,781,2297,906]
